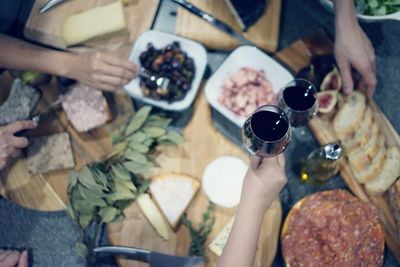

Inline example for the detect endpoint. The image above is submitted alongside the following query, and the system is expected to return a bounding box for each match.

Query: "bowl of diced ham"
[204,46,293,144]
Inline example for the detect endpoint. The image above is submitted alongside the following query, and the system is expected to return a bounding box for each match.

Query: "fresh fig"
[320,66,342,91]
[311,54,336,78]
[317,90,338,116]
[296,64,323,90]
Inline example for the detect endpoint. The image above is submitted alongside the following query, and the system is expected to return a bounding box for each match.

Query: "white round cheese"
[202,156,248,208]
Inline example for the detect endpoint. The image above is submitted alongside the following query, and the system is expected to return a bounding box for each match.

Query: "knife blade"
[94,246,204,267]
[39,0,66,14]
[170,0,254,47]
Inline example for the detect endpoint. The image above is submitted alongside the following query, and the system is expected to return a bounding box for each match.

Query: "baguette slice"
[353,141,386,184]
[149,174,200,229]
[341,108,374,153]
[334,91,366,140]
[347,130,381,172]
[365,146,400,195]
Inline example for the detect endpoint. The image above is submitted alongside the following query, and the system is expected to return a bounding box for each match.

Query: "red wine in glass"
[276,79,318,127]
[242,105,291,157]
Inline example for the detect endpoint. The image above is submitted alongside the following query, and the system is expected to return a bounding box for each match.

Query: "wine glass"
[276,79,318,129]
[242,105,292,157]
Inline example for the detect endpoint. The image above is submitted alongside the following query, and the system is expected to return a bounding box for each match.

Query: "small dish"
[124,30,207,126]
[204,46,293,145]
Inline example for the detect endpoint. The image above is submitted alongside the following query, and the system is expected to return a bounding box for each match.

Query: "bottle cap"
[324,143,342,160]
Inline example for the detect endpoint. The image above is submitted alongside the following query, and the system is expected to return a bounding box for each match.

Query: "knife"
[170,0,254,47]
[94,246,204,267]
[39,0,66,14]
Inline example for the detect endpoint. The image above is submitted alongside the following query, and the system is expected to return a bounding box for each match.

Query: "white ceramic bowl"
[124,30,207,112]
[319,0,400,22]
[205,46,294,129]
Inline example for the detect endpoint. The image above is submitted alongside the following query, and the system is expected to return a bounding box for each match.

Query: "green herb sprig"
[182,202,216,259]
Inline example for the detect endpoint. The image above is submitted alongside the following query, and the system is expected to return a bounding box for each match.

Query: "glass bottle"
[300,143,342,183]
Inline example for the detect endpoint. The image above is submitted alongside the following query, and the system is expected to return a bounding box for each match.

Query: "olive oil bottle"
[300,143,342,183]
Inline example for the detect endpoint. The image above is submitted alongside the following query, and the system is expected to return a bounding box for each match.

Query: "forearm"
[333,0,357,29]
[217,178,275,267]
[0,34,76,77]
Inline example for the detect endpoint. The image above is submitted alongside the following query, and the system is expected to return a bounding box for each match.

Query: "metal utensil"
[39,0,66,14]
[138,68,171,90]
[14,96,64,137]
[94,246,204,267]
[170,0,254,47]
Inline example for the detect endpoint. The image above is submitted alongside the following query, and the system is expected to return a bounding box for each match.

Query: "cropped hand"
[68,51,137,92]
[334,22,376,98]
[244,154,287,203]
[0,121,37,170]
[0,250,28,267]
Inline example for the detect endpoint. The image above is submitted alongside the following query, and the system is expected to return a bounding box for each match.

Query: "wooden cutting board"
[24,0,159,51]
[276,29,400,263]
[107,85,282,267]
[175,0,281,52]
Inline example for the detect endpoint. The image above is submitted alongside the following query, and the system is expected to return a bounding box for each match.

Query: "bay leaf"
[111,164,131,181]
[106,191,136,202]
[99,207,118,223]
[112,214,125,223]
[107,142,128,159]
[113,179,134,195]
[79,213,93,229]
[143,127,166,138]
[125,106,152,136]
[78,186,107,207]
[144,115,171,128]
[68,171,79,193]
[158,130,184,144]
[78,166,104,191]
[128,141,149,153]
[93,170,108,189]
[123,150,148,164]
[127,131,146,143]
[74,241,88,257]
[66,202,76,220]
[72,199,95,214]
[114,177,137,192]
[142,138,154,147]
[123,161,150,175]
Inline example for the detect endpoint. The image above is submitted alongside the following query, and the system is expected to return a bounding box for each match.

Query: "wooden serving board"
[276,30,400,262]
[175,0,281,52]
[24,0,159,51]
[107,87,282,267]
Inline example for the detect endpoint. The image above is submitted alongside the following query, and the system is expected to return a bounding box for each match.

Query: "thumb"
[18,250,29,267]
[336,58,353,95]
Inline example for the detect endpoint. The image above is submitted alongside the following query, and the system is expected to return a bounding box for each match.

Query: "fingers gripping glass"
[242,105,292,158]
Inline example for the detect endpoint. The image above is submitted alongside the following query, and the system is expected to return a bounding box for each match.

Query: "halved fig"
[320,66,342,91]
[317,90,338,114]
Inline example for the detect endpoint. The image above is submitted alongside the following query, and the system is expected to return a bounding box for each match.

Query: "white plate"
[204,46,294,128]
[319,0,400,22]
[124,30,207,111]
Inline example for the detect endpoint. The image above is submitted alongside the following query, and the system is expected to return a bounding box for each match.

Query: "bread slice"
[353,141,386,184]
[27,132,75,174]
[149,173,200,229]
[365,146,400,195]
[334,91,366,140]
[347,130,381,172]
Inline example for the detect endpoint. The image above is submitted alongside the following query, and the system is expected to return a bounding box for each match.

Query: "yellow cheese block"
[62,1,126,46]
[137,193,171,240]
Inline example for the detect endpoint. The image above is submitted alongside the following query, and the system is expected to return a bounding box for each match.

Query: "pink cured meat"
[62,84,111,132]
[218,67,275,118]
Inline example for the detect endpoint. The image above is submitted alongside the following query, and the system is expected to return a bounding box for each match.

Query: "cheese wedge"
[63,1,126,46]
[137,193,170,240]
[209,217,235,256]
[149,174,200,229]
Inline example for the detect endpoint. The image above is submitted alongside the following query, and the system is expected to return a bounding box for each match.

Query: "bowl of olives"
[125,30,207,127]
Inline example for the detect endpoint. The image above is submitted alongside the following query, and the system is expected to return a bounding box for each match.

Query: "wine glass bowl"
[276,79,318,128]
[242,105,292,157]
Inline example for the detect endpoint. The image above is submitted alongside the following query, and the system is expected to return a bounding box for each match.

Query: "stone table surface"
[0,0,399,266]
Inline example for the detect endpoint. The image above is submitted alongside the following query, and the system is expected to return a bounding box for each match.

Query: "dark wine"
[251,110,289,141]
[283,85,316,111]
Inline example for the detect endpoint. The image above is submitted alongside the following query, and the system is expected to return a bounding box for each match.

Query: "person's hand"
[0,120,37,170]
[243,154,287,203]
[334,22,376,98]
[68,51,137,92]
[0,250,28,267]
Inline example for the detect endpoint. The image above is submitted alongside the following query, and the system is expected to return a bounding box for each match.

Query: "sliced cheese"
[149,173,200,229]
[63,1,126,46]
[209,217,235,256]
[137,193,170,240]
